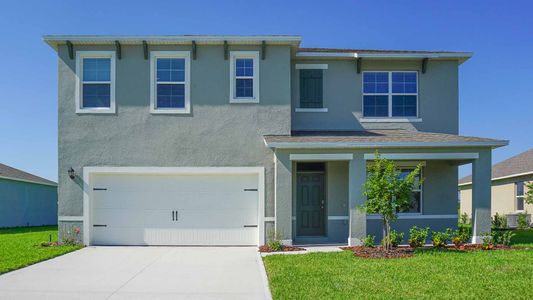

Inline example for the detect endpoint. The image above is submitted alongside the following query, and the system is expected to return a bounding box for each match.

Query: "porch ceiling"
[264,130,508,149]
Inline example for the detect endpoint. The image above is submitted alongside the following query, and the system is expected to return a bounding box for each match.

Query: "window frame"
[150,51,191,114]
[229,51,260,103]
[362,71,419,119]
[75,51,116,114]
[516,181,525,212]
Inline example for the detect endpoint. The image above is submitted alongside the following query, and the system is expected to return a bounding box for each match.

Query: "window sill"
[295,108,328,113]
[150,108,190,114]
[76,108,116,114]
[360,118,422,123]
[230,98,260,104]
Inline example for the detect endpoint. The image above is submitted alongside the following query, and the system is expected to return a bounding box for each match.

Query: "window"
[150,51,190,114]
[299,69,323,108]
[230,51,259,103]
[398,168,423,213]
[363,71,418,118]
[516,181,525,211]
[75,51,116,113]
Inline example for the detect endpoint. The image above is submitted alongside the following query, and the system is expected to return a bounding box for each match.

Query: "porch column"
[471,148,492,243]
[274,150,293,245]
[348,153,366,246]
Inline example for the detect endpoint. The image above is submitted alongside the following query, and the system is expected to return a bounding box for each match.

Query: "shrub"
[492,213,508,229]
[431,228,453,248]
[362,235,375,247]
[501,230,516,246]
[62,226,81,246]
[266,228,284,251]
[451,229,470,247]
[382,230,404,248]
[408,226,429,248]
[491,230,503,245]
[481,232,494,250]
[517,213,530,229]
[459,212,470,225]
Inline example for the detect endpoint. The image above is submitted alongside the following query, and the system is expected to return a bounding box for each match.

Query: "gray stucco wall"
[291,59,459,134]
[57,44,292,238]
[0,179,57,228]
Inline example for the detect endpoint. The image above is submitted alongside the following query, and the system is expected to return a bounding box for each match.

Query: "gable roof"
[459,148,533,185]
[0,163,57,186]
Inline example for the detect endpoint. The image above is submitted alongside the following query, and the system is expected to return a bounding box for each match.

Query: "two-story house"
[44,35,507,246]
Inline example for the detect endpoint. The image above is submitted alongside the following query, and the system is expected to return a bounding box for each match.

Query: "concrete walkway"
[0,247,270,300]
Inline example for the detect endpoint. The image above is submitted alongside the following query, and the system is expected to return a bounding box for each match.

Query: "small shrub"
[382,230,404,248]
[408,226,429,248]
[492,213,508,229]
[481,232,494,250]
[491,230,503,245]
[363,235,375,247]
[458,223,472,241]
[459,212,470,225]
[62,226,81,246]
[501,230,516,246]
[451,229,470,247]
[517,213,530,229]
[431,228,453,248]
[267,240,283,251]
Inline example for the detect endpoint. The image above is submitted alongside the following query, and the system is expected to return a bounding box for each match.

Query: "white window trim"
[150,51,191,114]
[230,51,260,103]
[516,182,525,212]
[75,51,116,114]
[362,71,419,119]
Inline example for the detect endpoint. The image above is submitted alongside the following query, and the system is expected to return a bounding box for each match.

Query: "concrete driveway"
[0,247,271,299]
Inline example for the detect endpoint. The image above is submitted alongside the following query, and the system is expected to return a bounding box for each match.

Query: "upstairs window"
[230,51,259,103]
[363,71,418,118]
[516,181,525,211]
[299,69,323,108]
[150,51,190,114]
[75,51,116,113]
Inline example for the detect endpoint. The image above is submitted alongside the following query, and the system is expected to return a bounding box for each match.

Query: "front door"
[297,172,325,236]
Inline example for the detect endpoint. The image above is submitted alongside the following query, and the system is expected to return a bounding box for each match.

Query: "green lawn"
[264,229,533,299]
[0,226,81,274]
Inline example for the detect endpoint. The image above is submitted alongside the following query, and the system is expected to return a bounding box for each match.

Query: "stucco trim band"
[364,153,479,160]
[289,153,354,161]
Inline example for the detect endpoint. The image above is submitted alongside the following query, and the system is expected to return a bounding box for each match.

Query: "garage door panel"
[91,172,259,246]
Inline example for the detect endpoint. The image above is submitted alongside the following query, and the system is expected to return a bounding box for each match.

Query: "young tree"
[526,182,533,204]
[360,152,423,251]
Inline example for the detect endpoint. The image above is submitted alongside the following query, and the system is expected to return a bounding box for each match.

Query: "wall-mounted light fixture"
[68,167,76,179]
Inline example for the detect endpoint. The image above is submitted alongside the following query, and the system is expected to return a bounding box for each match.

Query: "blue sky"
[0,0,531,181]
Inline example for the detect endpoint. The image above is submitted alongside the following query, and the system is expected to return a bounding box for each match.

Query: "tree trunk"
[383,218,391,252]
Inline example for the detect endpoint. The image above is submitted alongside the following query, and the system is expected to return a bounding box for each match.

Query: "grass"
[0,226,81,274]
[263,229,533,299]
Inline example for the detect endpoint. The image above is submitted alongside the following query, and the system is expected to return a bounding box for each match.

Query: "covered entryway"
[84,167,265,246]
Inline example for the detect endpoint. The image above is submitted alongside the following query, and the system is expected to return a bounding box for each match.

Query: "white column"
[348,153,367,246]
[471,149,492,243]
[274,150,293,245]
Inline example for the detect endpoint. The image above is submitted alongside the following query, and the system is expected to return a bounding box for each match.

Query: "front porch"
[266,130,508,245]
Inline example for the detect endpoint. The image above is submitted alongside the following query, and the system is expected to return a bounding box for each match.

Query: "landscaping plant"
[526,182,533,203]
[382,230,403,248]
[492,213,507,229]
[459,212,470,226]
[408,226,429,248]
[363,235,375,247]
[431,228,453,248]
[360,151,422,251]
[451,229,470,248]
[501,230,516,246]
[481,232,494,250]
[517,212,530,230]
[266,228,284,251]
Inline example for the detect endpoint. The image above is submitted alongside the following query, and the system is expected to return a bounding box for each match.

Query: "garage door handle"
[243,225,258,228]
[93,224,107,227]
[172,210,178,221]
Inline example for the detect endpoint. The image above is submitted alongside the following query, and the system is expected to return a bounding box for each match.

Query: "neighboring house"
[459,149,533,222]
[0,163,57,228]
[44,35,507,246]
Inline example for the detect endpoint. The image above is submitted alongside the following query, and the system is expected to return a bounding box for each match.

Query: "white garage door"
[90,173,259,246]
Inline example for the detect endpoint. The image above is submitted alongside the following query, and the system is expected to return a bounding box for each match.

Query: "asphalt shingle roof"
[459,148,533,184]
[264,130,507,146]
[0,163,56,186]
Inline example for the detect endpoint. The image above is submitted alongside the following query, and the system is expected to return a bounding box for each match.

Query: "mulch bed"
[258,245,306,253]
[341,246,414,259]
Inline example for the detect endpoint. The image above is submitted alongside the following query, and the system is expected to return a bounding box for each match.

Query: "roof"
[0,163,57,186]
[264,130,508,149]
[459,148,533,185]
[43,35,302,49]
[296,47,472,63]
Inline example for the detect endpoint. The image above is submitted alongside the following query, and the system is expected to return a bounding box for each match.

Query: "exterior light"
[68,167,76,179]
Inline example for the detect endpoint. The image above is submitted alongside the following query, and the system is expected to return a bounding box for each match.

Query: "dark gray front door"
[297,173,325,236]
